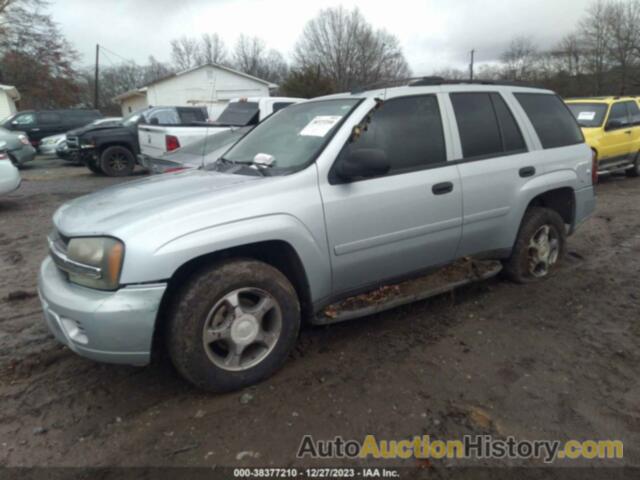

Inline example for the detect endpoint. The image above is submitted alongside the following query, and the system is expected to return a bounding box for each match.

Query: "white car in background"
[0,143,21,195]
[39,117,122,157]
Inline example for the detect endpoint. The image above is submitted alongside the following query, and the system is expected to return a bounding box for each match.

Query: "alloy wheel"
[527,224,560,278]
[202,288,282,371]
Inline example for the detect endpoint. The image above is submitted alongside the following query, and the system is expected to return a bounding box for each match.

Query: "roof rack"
[350,77,541,94]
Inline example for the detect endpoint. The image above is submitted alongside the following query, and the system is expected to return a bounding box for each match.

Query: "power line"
[99,45,136,65]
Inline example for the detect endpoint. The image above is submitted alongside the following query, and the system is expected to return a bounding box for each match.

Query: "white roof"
[0,84,20,101]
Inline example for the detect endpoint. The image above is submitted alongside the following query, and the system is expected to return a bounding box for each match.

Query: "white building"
[0,85,20,120]
[113,64,277,119]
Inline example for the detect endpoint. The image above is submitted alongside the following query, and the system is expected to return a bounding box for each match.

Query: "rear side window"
[607,102,633,128]
[514,93,583,149]
[450,92,525,159]
[343,95,446,174]
[491,93,526,153]
[38,112,61,124]
[628,101,640,125]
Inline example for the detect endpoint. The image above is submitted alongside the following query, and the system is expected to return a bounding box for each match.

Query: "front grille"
[66,136,79,149]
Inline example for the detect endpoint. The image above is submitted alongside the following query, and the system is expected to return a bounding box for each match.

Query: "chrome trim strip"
[47,236,102,279]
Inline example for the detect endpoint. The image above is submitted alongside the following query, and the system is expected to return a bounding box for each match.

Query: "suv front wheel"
[166,259,301,392]
[504,207,566,283]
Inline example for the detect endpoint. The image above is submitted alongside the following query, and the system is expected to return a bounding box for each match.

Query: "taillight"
[165,135,180,152]
[591,149,598,185]
[18,134,30,146]
[163,167,187,174]
[0,152,7,161]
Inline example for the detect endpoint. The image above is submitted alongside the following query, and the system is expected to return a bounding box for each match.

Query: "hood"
[53,169,262,237]
[67,122,124,137]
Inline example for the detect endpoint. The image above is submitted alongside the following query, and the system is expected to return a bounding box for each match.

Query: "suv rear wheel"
[625,152,640,177]
[503,207,566,283]
[166,259,301,392]
[100,146,135,177]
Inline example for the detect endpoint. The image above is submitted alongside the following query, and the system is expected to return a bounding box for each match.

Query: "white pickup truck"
[138,97,304,164]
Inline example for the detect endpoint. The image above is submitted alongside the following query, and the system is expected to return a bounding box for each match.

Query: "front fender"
[120,214,331,303]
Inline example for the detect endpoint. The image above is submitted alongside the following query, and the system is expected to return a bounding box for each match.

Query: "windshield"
[222,99,360,172]
[567,103,608,127]
[1,114,16,125]
[216,101,260,126]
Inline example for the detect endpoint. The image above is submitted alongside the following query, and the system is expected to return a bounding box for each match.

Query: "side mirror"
[335,148,390,181]
[149,117,160,125]
[606,119,624,130]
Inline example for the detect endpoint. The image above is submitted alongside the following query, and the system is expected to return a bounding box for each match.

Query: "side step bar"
[313,259,503,325]
[598,160,634,175]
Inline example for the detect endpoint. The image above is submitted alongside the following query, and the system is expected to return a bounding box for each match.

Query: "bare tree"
[579,0,611,94]
[170,36,200,71]
[293,6,410,91]
[233,35,266,76]
[0,0,80,108]
[604,0,640,93]
[232,35,287,84]
[196,33,228,66]
[500,36,539,81]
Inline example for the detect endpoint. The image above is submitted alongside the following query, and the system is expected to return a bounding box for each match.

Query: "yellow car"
[565,97,640,178]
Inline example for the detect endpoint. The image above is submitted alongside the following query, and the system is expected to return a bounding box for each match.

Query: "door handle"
[519,166,536,178]
[625,130,632,134]
[432,181,454,195]
[30,128,40,132]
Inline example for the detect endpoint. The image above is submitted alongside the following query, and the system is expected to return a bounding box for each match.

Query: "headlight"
[66,237,124,290]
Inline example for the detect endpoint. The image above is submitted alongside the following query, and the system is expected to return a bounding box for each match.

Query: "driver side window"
[339,95,446,176]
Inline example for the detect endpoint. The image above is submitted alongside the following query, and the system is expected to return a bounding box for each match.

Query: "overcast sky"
[50,0,592,75]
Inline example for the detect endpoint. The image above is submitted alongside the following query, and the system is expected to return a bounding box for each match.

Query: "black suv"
[2,110,102,147]
[66,106,208,177]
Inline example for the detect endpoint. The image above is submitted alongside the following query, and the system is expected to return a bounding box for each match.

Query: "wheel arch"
[152,240,315,357]
[524,186,576,227]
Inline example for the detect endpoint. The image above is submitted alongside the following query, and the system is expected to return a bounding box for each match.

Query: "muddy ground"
[0,157,639,473]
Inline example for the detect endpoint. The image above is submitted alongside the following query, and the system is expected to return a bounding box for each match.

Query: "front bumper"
[10,145,36,165]
[39,143,60,155]
[38,256,167,366]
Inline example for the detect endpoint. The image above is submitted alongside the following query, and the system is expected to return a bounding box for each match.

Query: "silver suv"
[38,81,596,391]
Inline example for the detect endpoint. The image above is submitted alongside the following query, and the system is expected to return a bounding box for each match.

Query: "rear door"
[35,112,63,142]
[625,101,640,157]
[600,101,634,163]
[449,91,532,257]
[319,93,463,295]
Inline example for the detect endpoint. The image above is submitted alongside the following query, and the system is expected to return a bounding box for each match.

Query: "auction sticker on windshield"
[299,115,343,137]
[577,111,596,121]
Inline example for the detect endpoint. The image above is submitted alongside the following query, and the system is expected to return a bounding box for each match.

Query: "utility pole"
[94,44,100,110]
[469,49,475,82]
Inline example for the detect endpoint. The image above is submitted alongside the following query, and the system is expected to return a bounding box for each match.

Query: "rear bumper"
[38,256,167,365]
[10,145,36,165]
[572,185,596,233]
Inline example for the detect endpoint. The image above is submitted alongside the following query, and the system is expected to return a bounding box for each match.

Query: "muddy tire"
[625,152,640,177]
[86,157,103,175]
[503,207,566,284]
[166,259,301,392]
[99,146,135,177]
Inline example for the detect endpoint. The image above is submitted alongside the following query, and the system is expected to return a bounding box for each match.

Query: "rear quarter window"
[514,93,584,149]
